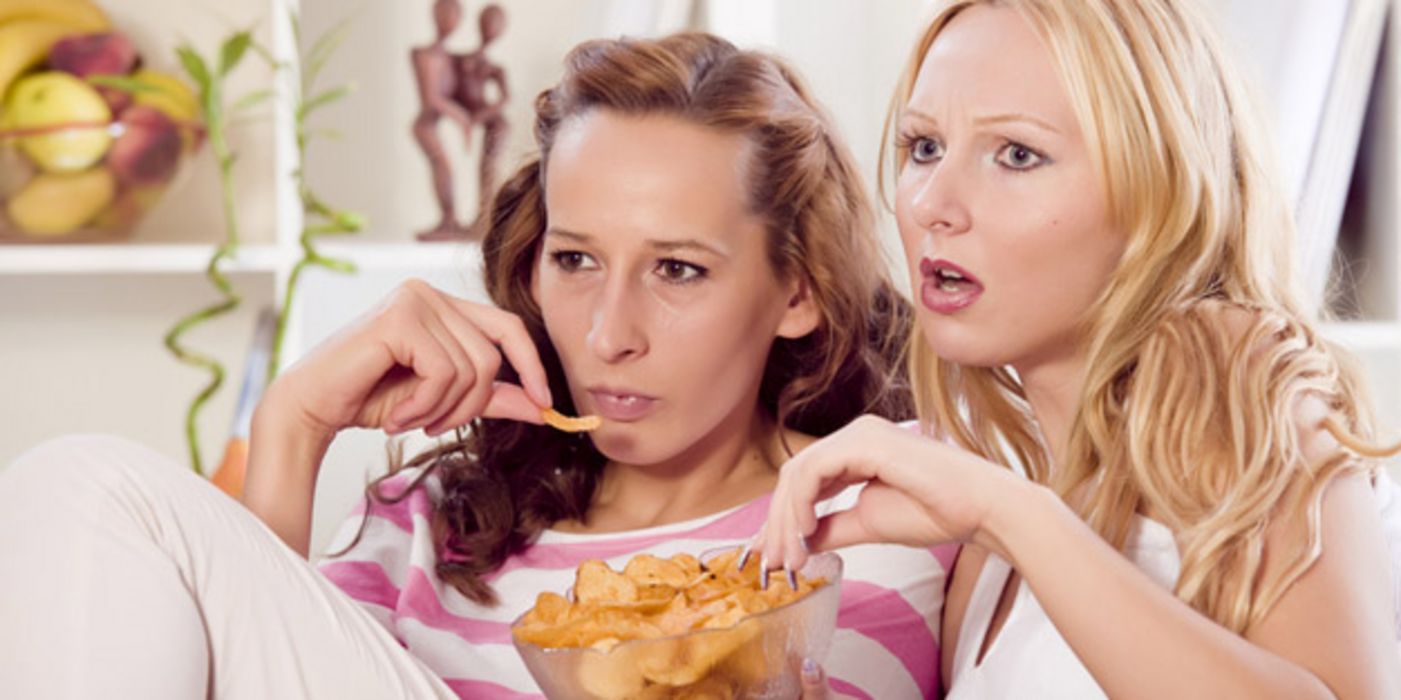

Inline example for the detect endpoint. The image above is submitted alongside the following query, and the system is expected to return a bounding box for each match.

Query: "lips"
[586,386,660,422]
[918,257,984,314]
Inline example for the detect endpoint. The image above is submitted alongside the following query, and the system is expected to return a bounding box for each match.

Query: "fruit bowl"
[0,109,203,242]
[0,24,205,242]
[513,551,844,700]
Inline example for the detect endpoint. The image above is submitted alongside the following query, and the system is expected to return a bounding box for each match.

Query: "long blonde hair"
[885,0,1396,632]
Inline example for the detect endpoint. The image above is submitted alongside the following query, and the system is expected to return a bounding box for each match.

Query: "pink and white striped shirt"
[318,471,956,699]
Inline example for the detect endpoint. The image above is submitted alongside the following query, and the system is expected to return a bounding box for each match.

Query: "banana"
[0,18,92,104]
[0,0,108,33]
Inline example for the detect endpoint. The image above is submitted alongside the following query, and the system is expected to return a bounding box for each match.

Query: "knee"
[4,433,181,496]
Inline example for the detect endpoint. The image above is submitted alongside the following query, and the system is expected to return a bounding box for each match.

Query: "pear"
[3,70,112,173]
[6,165,115,235]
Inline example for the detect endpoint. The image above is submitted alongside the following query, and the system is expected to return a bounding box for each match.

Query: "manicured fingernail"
[532,380,552,407]
[759,557,770,590]
[802,657,819,682]
[785,567,798,591]
[736,546,752,572]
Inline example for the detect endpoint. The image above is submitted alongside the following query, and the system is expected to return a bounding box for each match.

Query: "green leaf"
[305,19,353,88]
[176,46,211,94]
[87,75,161,95]
[251,42,279,69]
[312,256,357,274]
[307,127,345,141]
[232,88,275,113]
[298,84,352,119]
[288,8,302,46]
[219,31,253,76]
[333,210,366,231]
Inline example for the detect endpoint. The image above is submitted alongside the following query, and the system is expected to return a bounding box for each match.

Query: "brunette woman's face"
[535,110,817,466]
[894,5,1124,370]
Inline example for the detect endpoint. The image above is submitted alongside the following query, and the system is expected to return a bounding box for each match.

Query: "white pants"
[0,434,457,700]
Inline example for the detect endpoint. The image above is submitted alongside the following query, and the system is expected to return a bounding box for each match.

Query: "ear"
[776,276,821,340]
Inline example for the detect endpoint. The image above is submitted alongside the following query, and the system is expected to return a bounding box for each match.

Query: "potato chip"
[624,554,690,588]
[512,547,828,696]
[575,560,639,604]
[542,407,603,432]
[577,645,646,699]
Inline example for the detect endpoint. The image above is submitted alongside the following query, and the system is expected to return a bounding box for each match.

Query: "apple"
[47,31,140,115]
[47,32,138,78]
[107,105,180,186]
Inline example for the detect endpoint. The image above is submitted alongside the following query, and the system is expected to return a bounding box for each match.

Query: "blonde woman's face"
[895,5,1125,370]
[535,111,815,466]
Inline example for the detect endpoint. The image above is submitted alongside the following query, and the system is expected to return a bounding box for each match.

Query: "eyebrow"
[544,228,730,258]
[902,107,1061,135]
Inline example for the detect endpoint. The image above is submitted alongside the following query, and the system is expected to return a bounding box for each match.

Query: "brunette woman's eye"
[549,250,597,272]
[654,259,707,284]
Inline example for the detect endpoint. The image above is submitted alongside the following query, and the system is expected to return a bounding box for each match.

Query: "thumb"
[800,657,829,699]
[481,382,546,424]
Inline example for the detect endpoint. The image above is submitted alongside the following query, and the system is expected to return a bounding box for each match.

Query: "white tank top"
[946,470,1401,698]
[946,516,1180,699]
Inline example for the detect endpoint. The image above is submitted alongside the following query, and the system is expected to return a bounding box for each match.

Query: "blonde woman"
[753,1,1401,697]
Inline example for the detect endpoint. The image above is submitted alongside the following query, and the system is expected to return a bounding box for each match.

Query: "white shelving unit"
[0,0,1397,554]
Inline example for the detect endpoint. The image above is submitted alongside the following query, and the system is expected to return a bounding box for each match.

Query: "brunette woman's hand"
[264,279,553,442]
[752,415,1025,575]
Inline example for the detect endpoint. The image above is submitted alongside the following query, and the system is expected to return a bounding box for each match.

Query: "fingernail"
[802,657,820,682]
[785,567,798,591]
[759,557,770,590]
[736,546,751,572]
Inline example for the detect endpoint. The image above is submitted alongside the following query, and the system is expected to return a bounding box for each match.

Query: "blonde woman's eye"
[656,259,707,283]
[996,142,1046,170]
[909,137,944,165]
[550,250,596,272]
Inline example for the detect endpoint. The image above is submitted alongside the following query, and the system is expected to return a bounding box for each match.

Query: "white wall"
[1,0,1397,555]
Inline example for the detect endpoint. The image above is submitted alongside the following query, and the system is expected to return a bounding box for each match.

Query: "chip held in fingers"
[542,407,603,432]
[511,548,843,699]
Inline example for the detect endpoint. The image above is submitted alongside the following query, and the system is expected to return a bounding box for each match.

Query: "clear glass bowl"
[513,551,844,700]
[0,111,203,243]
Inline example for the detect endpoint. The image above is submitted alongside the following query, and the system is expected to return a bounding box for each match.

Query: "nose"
[904,159,972,237]
[587,275,649,363]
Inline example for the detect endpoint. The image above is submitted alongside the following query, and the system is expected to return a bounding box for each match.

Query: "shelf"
[0,243,285,275]
[0,240,483,276]
[315,241,483,272]
[1321,320,1401,350]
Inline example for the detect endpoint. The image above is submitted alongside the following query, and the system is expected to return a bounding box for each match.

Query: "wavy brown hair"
[335,33,913,605]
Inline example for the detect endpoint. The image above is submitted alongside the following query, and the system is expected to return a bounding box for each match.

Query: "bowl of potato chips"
[512,547,843,700]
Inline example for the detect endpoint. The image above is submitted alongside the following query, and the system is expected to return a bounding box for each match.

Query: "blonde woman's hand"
[265,279,553,441]
[752,415,1023,575]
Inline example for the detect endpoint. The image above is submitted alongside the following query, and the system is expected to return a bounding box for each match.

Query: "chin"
[918,322,1014,369]
[586,424,680,466]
